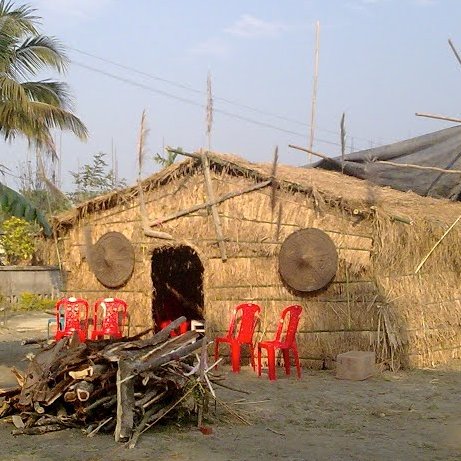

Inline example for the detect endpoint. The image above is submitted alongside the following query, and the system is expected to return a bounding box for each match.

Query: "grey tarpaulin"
[312,125,461,200]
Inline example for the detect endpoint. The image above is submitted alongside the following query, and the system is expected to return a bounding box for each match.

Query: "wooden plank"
[115,359,135,442]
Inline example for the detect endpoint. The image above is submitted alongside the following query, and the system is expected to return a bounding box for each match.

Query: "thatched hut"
[43,150,461,370]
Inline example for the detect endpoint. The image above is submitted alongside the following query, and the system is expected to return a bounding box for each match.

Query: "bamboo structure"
[42,150,461,370]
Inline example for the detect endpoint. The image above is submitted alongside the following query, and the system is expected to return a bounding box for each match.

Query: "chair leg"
[257,345,262,376]
[249,344,256,370]
[282,349,291,376]
[214,340,220,368]
[293,347,301,379]
[267,346,276,381]
[231,342,241,373]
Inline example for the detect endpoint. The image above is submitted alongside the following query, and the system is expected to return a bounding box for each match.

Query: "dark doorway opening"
[151,245,204,331]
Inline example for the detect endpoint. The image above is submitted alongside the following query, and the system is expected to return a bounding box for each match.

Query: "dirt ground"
[0,313,460,461]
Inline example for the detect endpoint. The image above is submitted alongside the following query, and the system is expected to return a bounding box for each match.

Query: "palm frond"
[27,101,88,140]
[13,35,68,78]
[0,182,51,235]
[22,80,72,108]
[0,75,28,106]
[0,1,39,37]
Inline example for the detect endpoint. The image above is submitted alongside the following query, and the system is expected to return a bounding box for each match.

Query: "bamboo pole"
[201,150,227,261]
[340,113,346,174]
[149,180,271,227]
[414,215,461,274]
[415,112,461,124]
[308,20,320,154]
[289,144,342,166]
[374,160,461,175]
[448,38,461,68]
[136,110,173,240]
[290,142,461,178]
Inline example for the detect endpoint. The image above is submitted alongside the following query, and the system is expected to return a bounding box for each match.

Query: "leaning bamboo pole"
[415,112,461,124]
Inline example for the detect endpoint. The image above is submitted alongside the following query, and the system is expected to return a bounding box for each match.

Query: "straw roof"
[54,151,461,230]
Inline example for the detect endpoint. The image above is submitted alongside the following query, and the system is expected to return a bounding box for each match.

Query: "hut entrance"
[151,245,204,332]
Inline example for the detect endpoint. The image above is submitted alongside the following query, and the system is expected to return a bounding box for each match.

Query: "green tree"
[0,0,87,151]
[153,149,178,168]
[68,152,127,204]
[0,216,35,264]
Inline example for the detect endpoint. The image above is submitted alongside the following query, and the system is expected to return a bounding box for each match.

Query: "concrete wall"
[0,266,63,302]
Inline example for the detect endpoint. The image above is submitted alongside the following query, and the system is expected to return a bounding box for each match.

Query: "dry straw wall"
[45,154,461,370]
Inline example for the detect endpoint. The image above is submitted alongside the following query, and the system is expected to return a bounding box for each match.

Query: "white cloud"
[225,14,287,39]
[188,37,229,58]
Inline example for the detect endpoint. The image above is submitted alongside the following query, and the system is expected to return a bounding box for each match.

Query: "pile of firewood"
[0,317,216,448]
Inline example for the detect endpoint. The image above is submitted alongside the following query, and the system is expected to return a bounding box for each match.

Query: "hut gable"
[48,151,461,370]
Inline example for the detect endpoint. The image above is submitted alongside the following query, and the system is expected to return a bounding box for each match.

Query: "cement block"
[336,350,375,381]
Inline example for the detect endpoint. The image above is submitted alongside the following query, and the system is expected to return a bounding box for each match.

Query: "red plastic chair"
[257,305,302,381]
[214,303,261,373]
[55,297,89,342]
[91,298,128,340]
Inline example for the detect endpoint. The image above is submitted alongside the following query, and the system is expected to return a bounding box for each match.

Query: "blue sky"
[3,0,461,190]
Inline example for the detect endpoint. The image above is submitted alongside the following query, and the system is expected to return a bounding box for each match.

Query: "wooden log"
[10,368,25,387]
[75,381,94,402]
[20,337,48,346]
[69,367,92,380]
[115,359,135,442]
[69,364,108,380]
[12,424,65,436]
[64,390,77,403]
[0,386,21,398]
[136,330,199,363]
[33,401,45,414]
[87,417,113,437]
[0,401,10,417]
[44,377,74,406]
[131,337,206,376]
[136,390,167,410]
[102,316,187,361]
[12,415,25,429]
[128,403,163,449]
[83,395,113,414]
[149,181,271,227]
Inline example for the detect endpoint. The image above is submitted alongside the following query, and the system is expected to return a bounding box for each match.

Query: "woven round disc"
[278,228,338,292]
[90,232,135,288]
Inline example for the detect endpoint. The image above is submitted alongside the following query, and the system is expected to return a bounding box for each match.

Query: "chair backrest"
[56,297,89,333]
[94,297,128,334]
[227,303,261,343]
[274,304,302,346]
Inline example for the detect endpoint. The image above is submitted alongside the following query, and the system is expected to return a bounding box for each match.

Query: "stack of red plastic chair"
[257,305,302,381]
[55,297,89,342]
[214,303,261,373]
[91,297,128,340]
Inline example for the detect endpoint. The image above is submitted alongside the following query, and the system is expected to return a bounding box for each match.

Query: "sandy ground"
[0,313,460,461]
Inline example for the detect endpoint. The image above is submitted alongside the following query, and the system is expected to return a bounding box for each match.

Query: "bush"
[0,217,35,265]
[17,292,56,311]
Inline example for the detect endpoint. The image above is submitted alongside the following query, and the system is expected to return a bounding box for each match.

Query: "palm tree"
[0,0,87,153]
[0,1,87,233]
